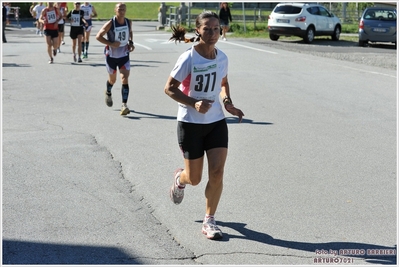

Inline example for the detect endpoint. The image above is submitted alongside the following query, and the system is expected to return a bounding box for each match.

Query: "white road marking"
[222,41,278,54]
[134,43,152,50]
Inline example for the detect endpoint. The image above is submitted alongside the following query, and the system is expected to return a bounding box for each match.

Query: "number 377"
[194,72,216,92]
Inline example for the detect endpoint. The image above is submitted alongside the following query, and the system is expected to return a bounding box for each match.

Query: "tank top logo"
[193,64,217,73]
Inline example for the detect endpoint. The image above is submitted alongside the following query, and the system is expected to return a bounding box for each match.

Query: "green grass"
[69,3,272,22]
[67,2,181,20]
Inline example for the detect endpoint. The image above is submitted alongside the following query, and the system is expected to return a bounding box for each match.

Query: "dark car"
[358,7,397,47]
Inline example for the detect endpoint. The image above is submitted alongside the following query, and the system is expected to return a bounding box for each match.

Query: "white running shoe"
[170,168,184,204]
[120,103,130,115]
[202,217,223,240]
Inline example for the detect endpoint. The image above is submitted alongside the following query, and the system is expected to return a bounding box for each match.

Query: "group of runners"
[34,2,135,116]
[31,2,96,63]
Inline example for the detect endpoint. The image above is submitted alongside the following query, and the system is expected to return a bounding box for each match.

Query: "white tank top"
[170,46,228,124]
[81,4,93,20]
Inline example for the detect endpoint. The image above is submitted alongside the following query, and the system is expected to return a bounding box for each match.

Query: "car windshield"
[273,6,302,14]
[363,9,397,21]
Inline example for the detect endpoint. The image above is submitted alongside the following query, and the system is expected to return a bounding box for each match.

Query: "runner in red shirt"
[58,2,67,10]
[39,2,61,63]
[55,2,67,48]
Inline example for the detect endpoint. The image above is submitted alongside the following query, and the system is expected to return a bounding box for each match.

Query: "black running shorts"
[177,119,228,160]
[44,29,59,38]
[70,26,84,39]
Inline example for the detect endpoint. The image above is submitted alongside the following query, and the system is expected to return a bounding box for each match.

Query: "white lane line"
[222,41,278,54]
[145,38,172,44]
[336,64,396,78]
[134,43,152,50]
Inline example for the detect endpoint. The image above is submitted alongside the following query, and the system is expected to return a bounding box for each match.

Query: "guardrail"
[166,6,178,27]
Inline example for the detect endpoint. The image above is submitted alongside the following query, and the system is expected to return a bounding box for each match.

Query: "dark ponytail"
[169,10,220,44]
[169,25,199,43]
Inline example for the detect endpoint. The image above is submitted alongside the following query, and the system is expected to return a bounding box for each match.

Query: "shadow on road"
[124,110,273,126]
[280,38,359,47]
[226,116,273,125]
[2,239,141,264]
[195,220,397,265]
[2,63,31,68]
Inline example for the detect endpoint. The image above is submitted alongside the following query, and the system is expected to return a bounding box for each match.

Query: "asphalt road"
[2,21,397,265]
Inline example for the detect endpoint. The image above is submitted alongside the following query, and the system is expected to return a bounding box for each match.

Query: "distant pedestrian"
[66,2,88,63]
[5,3,11,25]
[96,3,135,116]
[30,2,36,16]
[218,2,232,41]
[57,2,68,15]
[33,2,45,36]
[164,11,244,240]
[2,3,7,43]
[80,2,97,58]
[29,2,37,27]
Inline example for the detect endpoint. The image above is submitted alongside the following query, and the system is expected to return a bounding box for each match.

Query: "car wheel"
[269,34,279,41]
[358,40,366,47]
[332,26,340,41]
[304,26,314,44]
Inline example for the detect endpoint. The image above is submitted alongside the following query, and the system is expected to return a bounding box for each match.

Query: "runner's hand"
[225,104,244,123]
[195,99,214,114]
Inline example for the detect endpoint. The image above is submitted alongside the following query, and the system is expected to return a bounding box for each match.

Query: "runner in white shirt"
[80,2,97,58]
[33,2,45,35]
[164,11,244,240]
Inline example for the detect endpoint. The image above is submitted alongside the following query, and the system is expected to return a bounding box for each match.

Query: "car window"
[319,7,331,17]
[364,9,397,21]
[273,5,302,14]
[376,10,396,20]
[307,6,320,15]
[364,10,376,20]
